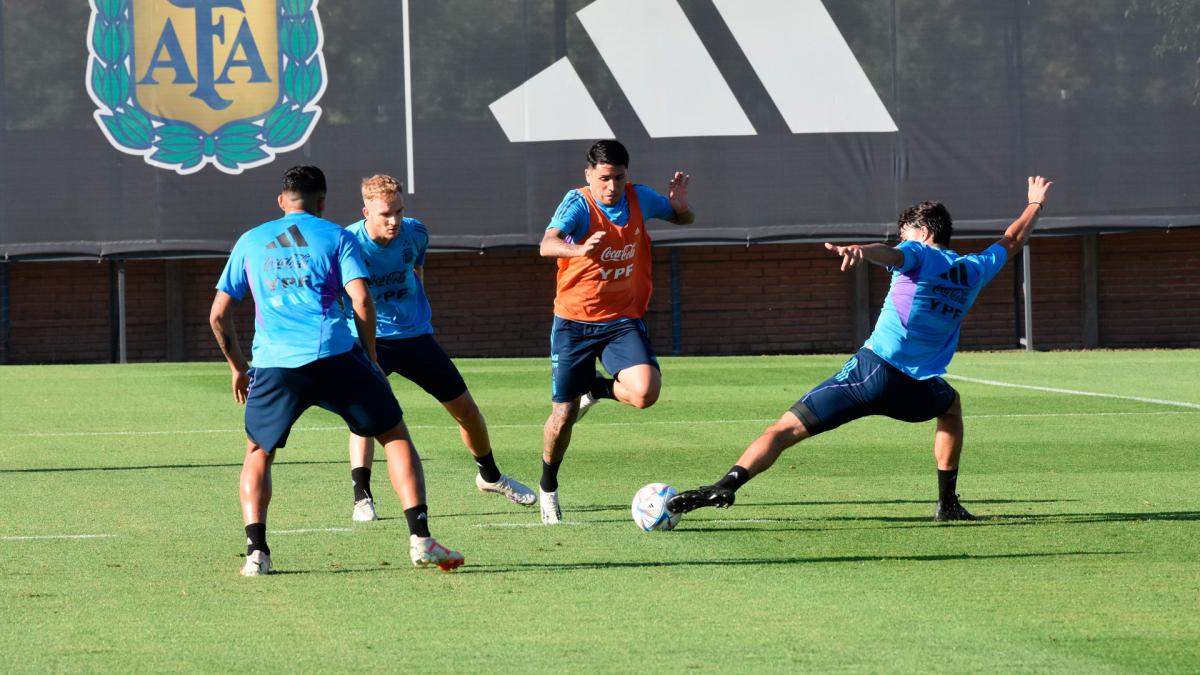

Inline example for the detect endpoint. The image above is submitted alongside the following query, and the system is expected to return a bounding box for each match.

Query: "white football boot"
[352,497,378,522]
[240,550,272,577]
[576,392,599,421]
[409,535,464,571]
[539,488,562,525]
[476,473,536,505]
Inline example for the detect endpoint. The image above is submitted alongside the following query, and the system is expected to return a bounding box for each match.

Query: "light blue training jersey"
[344,218,433,339]
[547,184,676,243]
[216,211,369,369]
[864,241,1008,379]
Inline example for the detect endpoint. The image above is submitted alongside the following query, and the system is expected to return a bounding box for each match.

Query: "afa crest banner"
[0,0,1199,258]
[85,0,325,174]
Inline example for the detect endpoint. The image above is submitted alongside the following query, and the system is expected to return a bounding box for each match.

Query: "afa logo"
[86,0,326,174]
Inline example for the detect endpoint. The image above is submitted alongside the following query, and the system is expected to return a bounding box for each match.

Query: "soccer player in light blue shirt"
[338,175,535,523]
[670,177,1053,524]
[549,183,679,245]
[210,166,463,576]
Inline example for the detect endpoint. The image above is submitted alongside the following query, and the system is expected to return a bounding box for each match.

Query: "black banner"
[2,0,1199,259]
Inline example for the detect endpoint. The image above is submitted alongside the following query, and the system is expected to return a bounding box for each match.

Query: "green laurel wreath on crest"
[90,0,323,172]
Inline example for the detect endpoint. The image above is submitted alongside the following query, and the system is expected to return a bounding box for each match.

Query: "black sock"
[589,374,616,400]
[540,459,562,492]
[404,505,431,538]
[714,465,752,492]
[351,466,373,502]
[937,469,958,502]
[245,523,269,556]
[474,452,502,484]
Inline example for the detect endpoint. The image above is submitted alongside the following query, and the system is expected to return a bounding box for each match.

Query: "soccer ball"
[631,482,681,532]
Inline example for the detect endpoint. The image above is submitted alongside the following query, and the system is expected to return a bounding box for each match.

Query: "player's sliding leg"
[668,411,810,515]
[932,393,975,521]
[348,433,378,522]
[439,391,535,506]
[538,401,579,524]
[239,440,275,576]
[376,422,464,571]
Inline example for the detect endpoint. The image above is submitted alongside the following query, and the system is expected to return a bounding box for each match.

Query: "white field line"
[947,375,1200,410]
[271,528,351,535]
[2,534,116,541]
[473,522,584,528]
[8,409,1197,440]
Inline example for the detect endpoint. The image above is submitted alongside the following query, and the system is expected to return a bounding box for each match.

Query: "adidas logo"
[265,224,309,250]
[489,0,896,142]
[939,264,972,287]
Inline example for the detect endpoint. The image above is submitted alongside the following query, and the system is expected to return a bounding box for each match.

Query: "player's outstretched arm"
[345,278,379,364]
[823,242,904,272]
[997,176,1053,257]
[539,227,604,258]
[667,171,695,225]
[209,291,250,403]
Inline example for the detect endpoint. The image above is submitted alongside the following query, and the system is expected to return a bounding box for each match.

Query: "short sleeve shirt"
[864,241,1008,379]
[344,218,433,339]
[216,212,368,368]
[547,184,676,242]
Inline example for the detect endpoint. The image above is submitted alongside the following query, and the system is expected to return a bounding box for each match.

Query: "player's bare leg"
[376,422,426,509]
[669,411,809,515]
[240,439,274,576]
[376,421,463,570]
[538,400,579,524]
[934,394,963,471]
[446,391,535,505]
[441,391,491,457]
[612,364,661,409]
[240,440,275,526]
[933,393,975,521]
[735,411,811,475]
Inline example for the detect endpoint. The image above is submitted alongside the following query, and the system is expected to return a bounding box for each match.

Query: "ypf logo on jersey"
[86,0,326,174]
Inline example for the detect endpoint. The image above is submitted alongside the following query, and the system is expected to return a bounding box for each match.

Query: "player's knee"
[626,388,659,409]
[772,418,807,442]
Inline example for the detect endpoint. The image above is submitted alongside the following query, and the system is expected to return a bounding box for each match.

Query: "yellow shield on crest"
[132,0,280,134]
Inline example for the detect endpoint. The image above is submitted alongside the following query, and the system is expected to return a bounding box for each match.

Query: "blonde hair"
[361,174,403,202]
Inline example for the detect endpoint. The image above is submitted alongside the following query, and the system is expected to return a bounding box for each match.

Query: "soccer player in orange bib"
[536,140,694,524]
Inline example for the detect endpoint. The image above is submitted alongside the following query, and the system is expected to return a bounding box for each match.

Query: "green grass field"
[2,351,1198,673]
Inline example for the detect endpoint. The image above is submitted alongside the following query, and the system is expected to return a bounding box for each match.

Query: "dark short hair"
[586,140,630,169]
[282,165,327,198]
[898,200,953,246]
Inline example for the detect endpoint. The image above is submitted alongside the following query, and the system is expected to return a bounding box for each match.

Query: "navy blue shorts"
[244,345,403,452]
[376,334,468,403]
[789,348,957,436]
[550,316,659,403]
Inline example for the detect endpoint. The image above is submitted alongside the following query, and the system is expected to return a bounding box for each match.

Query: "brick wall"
[2,228,1197,363]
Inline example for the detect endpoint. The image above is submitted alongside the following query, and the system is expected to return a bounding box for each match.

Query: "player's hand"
[232,368,249,405]
[1028,175,1052,205]
[825,242,864,272]
[667,171,690,212]
[578,230,605,256]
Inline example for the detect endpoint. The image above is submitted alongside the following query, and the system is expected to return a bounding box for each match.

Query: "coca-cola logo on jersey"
[599,245,636,262]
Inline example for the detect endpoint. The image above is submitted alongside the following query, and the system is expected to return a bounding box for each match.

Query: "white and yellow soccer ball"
[631,482,682,532]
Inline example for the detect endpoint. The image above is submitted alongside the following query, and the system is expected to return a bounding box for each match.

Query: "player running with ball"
[536,140,694,524]
[669,176,1053,522]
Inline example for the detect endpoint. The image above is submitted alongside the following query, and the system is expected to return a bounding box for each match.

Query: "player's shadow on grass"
[439,503,628,519]
[804,510,1200,527]
[752,498,1075,507]
[0,459,362,474]
[460,550,1128,574]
